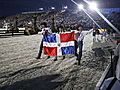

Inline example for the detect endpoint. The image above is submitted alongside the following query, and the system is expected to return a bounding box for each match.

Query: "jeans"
[75,40,78,57]
[37,39,43,58]
[78,41,83,60]
[75,40,83,65]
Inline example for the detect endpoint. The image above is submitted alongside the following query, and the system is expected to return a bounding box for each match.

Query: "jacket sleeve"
[85,29,93,35]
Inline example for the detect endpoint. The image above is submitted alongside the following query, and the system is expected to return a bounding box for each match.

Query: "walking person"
[36,22,51,59]
[75,24,93,65]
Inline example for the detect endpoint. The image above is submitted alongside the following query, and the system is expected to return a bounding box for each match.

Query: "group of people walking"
[36,22,104,65]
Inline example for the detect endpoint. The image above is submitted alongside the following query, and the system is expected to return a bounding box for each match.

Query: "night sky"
[0,0,120,16]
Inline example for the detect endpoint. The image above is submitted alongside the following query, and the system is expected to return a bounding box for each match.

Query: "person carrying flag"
[36,22,52,59]
[75,24,93,65]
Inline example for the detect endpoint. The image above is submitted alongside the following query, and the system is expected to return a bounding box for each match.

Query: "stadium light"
[89,2,98,10]
[64,6,68,9]
[83,0,120,34]
[71,0,101,29]
[61,10,66,13]
[78,4,84,10]
[51,7,55,10]
[39,8,43,11]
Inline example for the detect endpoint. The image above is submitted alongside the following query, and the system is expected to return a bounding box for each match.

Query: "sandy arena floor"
[0,34,116,90]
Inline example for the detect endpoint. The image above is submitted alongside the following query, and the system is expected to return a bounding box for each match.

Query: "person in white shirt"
[75,24,93,65]
[36,22,52,59]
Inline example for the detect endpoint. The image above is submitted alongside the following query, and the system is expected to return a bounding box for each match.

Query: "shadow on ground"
[0,74,63,90]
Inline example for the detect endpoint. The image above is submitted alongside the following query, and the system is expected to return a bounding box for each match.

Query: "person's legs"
[62,56,65,60]
[46,56,50,59]
[53,56,57,61]
[78,41,83,65]
[93,36,96,42]
[36,40,43,59]
[74,40,78,59]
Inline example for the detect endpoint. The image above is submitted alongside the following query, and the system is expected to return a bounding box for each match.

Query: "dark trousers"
[75,40,78,57]
[37,39,43,58]
[75,40,83,65]
[78,41,83,60]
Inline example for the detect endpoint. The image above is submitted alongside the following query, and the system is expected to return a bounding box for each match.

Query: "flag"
[43,32,75,56]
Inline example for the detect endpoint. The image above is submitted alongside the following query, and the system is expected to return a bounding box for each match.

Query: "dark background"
[0,0,120,16]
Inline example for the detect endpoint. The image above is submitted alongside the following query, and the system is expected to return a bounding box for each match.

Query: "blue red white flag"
[43,32,75,56]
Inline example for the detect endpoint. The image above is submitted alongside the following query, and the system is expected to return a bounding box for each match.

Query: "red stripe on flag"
[43,47,57,56]
[60,32,74,42]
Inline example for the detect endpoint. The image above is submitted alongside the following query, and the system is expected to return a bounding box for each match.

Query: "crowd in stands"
[0,9,120,33]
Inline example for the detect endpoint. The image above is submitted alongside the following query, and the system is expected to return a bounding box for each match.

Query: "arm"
[74,31,79,41]
[85,28,93,35]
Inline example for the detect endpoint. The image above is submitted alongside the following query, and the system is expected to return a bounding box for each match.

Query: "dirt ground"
[0,34,116,90]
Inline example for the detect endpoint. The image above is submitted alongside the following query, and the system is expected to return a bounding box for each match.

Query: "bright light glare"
[78,4,84,10]
[89,2,98,10]
[51,7,55,10]
[39,8,43,10]
[61,10,66,13]
[64,6,68,9]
